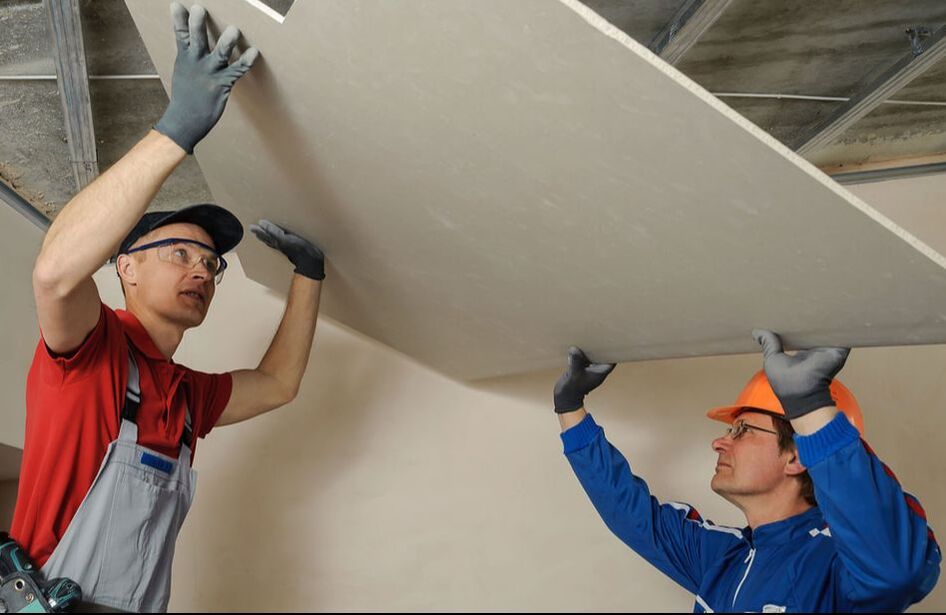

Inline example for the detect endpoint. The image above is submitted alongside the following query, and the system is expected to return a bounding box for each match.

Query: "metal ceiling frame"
[649,0,735,65]
[45,0,99,190]
[831,161,946,185]
[4,2,945,203]
[794,24,946,156]
[0,182,50,232]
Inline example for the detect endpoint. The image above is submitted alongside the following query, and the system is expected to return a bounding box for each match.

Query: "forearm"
[36,131,185,291]
[256,275,322,401]
[562,413,705,592]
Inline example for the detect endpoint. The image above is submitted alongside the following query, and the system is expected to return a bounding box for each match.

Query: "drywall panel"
[125,0,946,379]
[0,201,44,448]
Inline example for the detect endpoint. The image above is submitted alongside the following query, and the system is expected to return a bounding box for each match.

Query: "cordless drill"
[0,533,80,612]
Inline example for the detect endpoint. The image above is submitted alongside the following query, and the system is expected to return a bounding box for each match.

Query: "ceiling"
[0,0,944,217]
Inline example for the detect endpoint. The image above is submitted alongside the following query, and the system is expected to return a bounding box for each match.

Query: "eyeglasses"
[724,419,779,441]
[126,238,228,284]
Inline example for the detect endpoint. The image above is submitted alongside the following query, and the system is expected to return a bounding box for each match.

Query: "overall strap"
[120,348,141,424]
[121,342,193,449]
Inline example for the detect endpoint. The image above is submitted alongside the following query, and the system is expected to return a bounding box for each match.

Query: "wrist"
[293,263,325,281]
[789,406,839,435]
[153,111,196,155]
[554,394,584,413]
[780,387,834,420]
[558,407,587,431]
[147,127,189,157]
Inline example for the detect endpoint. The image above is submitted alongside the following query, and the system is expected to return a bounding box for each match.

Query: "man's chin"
[185,312,207,327]
[170,307,207,329]
[710,479,744,508]
[710,475,727,497]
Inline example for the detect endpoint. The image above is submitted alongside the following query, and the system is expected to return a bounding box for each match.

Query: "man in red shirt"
[11,4,325,611]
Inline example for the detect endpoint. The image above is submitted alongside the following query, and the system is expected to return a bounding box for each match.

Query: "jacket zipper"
[732,547,756,609]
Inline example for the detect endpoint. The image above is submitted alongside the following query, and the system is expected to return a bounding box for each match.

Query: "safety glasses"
[126,238,228,284]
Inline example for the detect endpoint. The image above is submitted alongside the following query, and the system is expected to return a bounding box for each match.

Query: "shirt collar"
[115,309,171,362]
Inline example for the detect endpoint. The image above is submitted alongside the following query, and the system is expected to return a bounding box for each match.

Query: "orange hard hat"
[706,370,865,437]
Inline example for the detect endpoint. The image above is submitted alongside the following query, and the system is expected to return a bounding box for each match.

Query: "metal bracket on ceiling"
[907,26,932,57]
[0,181,50,232]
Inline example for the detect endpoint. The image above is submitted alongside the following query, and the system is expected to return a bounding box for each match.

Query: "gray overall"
[41,349,196,612]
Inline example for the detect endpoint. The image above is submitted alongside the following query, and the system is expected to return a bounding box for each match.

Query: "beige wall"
[93,254,946,612]
[0,480,18,531]
[80,173,946,611]
[0,201,46,449]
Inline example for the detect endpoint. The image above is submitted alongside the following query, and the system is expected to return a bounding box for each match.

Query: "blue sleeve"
[562,414,742,593]
[796,412,941,610]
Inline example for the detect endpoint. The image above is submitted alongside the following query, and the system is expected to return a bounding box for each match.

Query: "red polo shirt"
[11,303,233,567]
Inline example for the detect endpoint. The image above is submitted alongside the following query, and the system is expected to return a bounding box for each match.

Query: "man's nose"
[712,435,732,454]
[190,262,212,280]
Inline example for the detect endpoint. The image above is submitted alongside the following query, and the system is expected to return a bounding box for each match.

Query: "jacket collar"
[743,506,825,547]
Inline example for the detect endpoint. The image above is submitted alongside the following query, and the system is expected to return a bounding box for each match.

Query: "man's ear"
[116,254,138,288]
[784,451,807,477]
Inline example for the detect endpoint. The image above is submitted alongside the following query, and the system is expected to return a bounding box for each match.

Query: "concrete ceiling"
[590,0,946,169]
[0,0,212,216]
[1,0,944,215]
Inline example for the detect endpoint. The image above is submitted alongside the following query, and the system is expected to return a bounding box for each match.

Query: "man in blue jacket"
[555,329,940,612]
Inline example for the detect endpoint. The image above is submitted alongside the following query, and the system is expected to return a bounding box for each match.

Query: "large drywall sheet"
[125,0,946,380]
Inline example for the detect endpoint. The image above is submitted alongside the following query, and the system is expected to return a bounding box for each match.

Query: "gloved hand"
[154,3,259,154]
[553,346,616,413]
[753,329,850,420]
[250,219,326,280]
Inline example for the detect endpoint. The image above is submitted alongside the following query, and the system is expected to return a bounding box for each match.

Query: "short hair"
[771,415,816,506]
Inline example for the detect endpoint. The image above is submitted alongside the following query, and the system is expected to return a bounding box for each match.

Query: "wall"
[0,199,45,449]
[0,480,18,531]
[90,248,946,612]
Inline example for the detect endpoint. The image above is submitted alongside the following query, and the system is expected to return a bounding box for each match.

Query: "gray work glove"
[250,220,326,280]
[154,3,259,154]
[753,329,850,420]
[553,346,616,413]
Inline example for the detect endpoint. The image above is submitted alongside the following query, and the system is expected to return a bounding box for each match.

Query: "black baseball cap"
[116,204,243,257]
